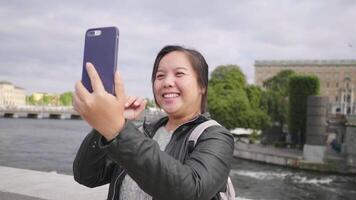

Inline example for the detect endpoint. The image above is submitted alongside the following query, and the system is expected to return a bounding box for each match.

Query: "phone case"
[81,26,119,95]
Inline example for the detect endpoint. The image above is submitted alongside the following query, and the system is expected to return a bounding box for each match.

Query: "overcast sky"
[1,0,355,98]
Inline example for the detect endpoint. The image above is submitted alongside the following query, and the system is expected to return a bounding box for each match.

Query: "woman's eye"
[176,72,185,77]
[156,74,164,79]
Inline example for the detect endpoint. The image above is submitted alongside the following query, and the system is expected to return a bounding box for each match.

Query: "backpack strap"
[188,120,221,148]
[188,120,236,199]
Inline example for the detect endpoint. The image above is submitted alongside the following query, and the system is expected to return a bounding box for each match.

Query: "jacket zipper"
[111,169,126,200]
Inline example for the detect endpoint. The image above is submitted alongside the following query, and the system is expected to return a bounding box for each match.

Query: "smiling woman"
[72,45,234,200]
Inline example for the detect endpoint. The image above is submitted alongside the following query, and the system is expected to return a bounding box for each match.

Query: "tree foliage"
[245,85,263,110]
[262,70,296,127]
[288,75,320,146]
[26,95,35,105]
[208,65,271,130]
[59,92,73,106]
[145,98,156,109]
[263,70,295,96]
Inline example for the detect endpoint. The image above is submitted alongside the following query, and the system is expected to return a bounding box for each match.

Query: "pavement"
[0,191,46,200]
[0,166,108,200]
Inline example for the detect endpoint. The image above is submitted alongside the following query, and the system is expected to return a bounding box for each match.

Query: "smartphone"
[81,26,119,95]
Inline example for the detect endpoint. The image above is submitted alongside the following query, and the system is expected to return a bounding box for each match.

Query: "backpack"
[188,120,236,200]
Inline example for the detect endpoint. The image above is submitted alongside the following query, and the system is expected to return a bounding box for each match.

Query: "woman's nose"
[163,75,175,88]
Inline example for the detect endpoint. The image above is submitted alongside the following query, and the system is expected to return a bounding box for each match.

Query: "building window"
[336,82,339,88]
[335,96,338,101]
[326,82,330,88]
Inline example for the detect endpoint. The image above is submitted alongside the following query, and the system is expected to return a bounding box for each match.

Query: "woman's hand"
[124,96,147,120]
[73,62,126,141]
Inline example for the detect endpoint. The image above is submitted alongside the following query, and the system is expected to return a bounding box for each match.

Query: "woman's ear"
[200,87,206,95]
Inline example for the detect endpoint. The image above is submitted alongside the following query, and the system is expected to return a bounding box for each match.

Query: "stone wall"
[346,126,356,168]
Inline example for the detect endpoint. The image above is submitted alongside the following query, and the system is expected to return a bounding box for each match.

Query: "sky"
[1,0,355,98]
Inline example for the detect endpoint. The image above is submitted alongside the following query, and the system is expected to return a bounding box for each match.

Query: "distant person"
[326,133,341,153]
[73,45,235,199]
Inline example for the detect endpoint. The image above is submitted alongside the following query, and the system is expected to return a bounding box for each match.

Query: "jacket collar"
[143,112,211,138]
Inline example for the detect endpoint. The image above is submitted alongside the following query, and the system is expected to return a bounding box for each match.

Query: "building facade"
[255,60,356,115]
[0,81,26,105]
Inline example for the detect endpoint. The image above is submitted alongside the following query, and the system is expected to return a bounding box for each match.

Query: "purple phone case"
[81,27,119,95]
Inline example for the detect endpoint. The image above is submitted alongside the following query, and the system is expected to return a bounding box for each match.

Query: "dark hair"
[151,45,209,113]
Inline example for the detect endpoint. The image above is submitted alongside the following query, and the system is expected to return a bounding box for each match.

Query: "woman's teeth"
[163,93,179,98]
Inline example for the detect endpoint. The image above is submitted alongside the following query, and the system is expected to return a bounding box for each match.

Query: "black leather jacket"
[73,114,234,200]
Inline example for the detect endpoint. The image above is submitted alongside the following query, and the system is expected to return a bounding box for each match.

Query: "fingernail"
[86,62,92,69]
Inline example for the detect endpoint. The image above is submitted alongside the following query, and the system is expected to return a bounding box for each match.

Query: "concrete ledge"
[303,145,325,163]
[0,166,108,200]
[234,142,356,174]
[234,142,302,168]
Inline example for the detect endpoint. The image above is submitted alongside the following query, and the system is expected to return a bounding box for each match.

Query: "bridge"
[0,105,165,122]
[0,105,81,119]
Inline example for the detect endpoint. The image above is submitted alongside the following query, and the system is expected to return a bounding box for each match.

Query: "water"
[1,118,356,200]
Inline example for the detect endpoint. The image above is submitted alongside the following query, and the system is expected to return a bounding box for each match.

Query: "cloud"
[0,0,355,98]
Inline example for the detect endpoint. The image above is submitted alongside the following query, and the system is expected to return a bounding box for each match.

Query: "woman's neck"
[165,110,201,132]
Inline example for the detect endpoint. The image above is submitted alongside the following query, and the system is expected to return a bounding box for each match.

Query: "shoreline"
[233,141,356,175]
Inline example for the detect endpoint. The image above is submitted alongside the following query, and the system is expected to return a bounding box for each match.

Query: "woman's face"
[153,51,204,118]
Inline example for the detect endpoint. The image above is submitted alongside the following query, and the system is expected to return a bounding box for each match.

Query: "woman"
[73,45,234,200]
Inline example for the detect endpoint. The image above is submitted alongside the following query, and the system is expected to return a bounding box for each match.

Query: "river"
[0,118,355,200]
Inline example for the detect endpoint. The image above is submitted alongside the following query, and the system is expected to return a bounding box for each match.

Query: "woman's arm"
[73,129,116,188]
[99,122,234,200]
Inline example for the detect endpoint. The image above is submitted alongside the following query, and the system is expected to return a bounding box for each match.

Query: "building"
[0,81,26,105]
[255,60,356,115]
[32,92,45,102]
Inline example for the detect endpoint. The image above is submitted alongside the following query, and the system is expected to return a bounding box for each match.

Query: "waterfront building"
[255,60,356,115]
[32,92,45,102]
[0,81,26,105]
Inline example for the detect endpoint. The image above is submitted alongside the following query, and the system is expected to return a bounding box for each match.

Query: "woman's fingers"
[123,97,147,120]
[114,70,125,100]
[126,97,146,108]
[137,99,147,113]
[134,98,145,107]
[73,92,84,115]
[75,81,90,101]
[86,62,105,92]
[125,96,136,108]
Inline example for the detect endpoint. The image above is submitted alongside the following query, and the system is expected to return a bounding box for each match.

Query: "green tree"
[208,65,272,130]
[288,75,320,147]
[262,70,296,128]
[263,70,295,96]
[145,98,156,109]
[60,92,73,106]
[245,85,263,110]
[42,94,51,105]
[26,95,36,105]
[208,65,252,129]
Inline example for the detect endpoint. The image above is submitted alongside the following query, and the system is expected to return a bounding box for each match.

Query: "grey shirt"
[119,126,173,200]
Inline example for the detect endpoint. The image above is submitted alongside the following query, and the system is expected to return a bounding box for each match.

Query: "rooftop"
[0,80,13,85]
[255,59,356,67]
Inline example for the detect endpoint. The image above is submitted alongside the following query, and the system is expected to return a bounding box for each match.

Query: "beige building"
[255,60,356,115]
[32,92,45,102]
[0,81,26,105]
